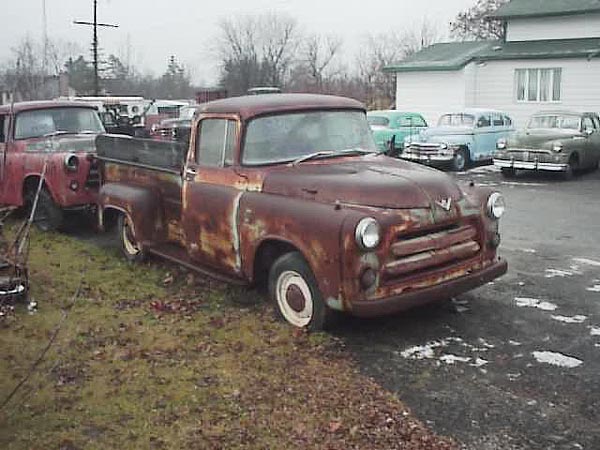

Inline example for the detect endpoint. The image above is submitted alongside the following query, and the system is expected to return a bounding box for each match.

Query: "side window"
[195,119,237,167]
[477,115,491,128]
[0,115,5,143]
[582,116,594,132]
[492,113,504,127]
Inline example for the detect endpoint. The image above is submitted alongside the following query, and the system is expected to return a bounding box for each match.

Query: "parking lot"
[334,166,600,449]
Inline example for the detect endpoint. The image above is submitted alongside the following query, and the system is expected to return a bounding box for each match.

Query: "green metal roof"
[476,38,600,61]
[382,41,498,73]
[384,38,600,73]
[490,0,600,19]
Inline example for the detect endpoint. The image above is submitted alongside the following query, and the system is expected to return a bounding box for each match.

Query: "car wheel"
[562,155,578,180]
[451,148,469,172]
[117,213,146,262]
[29,189,64,232]
[268,251,332,330]
[500,168,517,179]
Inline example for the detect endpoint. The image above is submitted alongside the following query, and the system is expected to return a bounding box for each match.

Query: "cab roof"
[0,100,98,114]
[197,93,365,121]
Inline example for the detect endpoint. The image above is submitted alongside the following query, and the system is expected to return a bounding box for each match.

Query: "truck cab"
[0,101,104,230]
[97,94,507,329]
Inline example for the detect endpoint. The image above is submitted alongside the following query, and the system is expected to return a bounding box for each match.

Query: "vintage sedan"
[403,109,514,171]
[494,111,600,178]
[367,110,428,152]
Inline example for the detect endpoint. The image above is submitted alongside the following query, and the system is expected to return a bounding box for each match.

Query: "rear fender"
[98,183,163,244]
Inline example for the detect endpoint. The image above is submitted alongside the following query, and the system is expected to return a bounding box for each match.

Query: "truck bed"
[95,134,186,173]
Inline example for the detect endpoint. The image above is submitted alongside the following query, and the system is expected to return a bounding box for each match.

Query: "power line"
[73,0,118,95]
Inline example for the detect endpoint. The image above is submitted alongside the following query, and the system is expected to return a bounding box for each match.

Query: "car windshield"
[15,107,104,140]
[243,110,378,165]
[438,114,475,127]
[528,115,581,130]
[367,116,390,127]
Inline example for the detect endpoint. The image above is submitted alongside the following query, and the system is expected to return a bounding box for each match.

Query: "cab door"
[181,116,245,275]
[581,116,597,169]
[473,114,494,161]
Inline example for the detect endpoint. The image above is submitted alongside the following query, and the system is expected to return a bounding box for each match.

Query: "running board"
[148,244,247,286]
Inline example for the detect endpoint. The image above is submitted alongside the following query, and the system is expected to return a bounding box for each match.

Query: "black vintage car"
[494,111,600,179]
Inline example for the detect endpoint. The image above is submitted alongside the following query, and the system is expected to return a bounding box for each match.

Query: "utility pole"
[74,0,118,95]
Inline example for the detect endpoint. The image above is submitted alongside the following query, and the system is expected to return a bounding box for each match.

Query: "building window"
[515,68,562,102]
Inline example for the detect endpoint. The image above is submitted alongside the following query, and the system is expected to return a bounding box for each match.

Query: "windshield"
[438,114,475,127]
[15,107,104,140]
[528,115,581,130]
[243,110,377,165]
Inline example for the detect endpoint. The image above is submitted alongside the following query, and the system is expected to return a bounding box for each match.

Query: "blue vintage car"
[402,109,515,171]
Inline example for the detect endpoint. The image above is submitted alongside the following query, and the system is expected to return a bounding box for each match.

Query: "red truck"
[0,101,104,230]
[96,94,507,329]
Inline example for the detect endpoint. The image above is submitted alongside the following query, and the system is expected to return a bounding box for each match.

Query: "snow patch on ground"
[508,340,522,346]
[572,257,600,268]
[515,297,558,311]
[399,337,491,368]
[519,248,537,254]
[551,315,587,324]
[586,284,600,293]
[589,326,600,336]
[532,351,583,368]
[545,268,578,278]
[439,354,471,365]
[501,181,545,187]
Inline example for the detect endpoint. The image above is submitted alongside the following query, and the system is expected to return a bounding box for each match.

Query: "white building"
[384,0,600,127]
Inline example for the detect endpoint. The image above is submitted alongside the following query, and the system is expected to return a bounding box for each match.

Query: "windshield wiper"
[292,148,376,165]
[43,130,71,138]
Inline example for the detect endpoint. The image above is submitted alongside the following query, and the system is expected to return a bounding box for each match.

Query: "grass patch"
[0,228,456,449]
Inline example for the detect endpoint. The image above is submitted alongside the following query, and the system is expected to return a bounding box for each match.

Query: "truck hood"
[511,129,581,149]
[262,156,463,209]
[421,126,473,139]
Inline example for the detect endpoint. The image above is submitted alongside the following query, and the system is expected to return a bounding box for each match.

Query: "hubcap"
[455,152,465,171]
[122,218,140,255]
[276,270,313,327]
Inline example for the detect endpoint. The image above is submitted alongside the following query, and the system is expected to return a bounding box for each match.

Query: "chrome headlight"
[355,218,381,250]
[496,138,507,150]
[552,142,563,152]
[487,192,506,220]
[64,153,79,172]
[439,143,448,150]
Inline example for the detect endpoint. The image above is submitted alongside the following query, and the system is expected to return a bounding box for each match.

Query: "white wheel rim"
[122,218,140,255]
[275,270,313,327]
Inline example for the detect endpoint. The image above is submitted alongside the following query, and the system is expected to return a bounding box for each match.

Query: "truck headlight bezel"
[496,138,507,150]
[355,218,381,250]
[487,192,505,220]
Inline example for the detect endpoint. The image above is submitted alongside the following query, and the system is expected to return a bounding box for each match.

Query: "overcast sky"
[1,0,475,84]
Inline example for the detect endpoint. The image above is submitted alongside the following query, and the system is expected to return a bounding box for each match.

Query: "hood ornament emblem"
[435,197,452,211]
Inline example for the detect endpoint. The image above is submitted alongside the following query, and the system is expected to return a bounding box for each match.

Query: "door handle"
[184,167,197,181]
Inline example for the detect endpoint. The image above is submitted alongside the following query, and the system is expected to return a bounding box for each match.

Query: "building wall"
[394,70,467,126]
[471,58,600,127]
[506,13,600,41]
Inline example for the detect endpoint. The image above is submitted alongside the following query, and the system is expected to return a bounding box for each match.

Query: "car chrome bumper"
[350,259,507,318]
[493,159,569,171]
[400,152,454,162]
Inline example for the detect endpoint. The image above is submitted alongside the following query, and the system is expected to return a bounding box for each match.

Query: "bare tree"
[303,34,342,90]
[356,19,443,108]
[217,13,300,95]
[450,0,509,41]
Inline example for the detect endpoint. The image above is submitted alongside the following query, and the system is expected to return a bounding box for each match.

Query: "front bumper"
[494,158,568,172]
[401,151,454,163]
[350,258,507,318]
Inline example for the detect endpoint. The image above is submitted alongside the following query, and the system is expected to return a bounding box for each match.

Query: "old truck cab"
[97,94,507,330]
[0,101,104,230]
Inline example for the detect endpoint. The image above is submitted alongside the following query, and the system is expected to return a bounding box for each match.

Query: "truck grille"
[382,223,480,281]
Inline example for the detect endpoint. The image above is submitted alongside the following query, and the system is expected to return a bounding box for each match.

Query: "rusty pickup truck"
[96,94,507,330]
[0,101,104,230]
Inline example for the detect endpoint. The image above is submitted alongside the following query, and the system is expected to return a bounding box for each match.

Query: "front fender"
[99,183,163,244]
